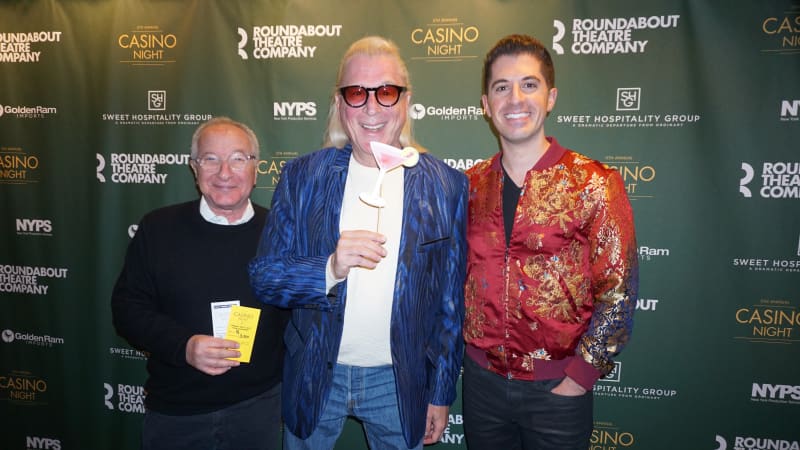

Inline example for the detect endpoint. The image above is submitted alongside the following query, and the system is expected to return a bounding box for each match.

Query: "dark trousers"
[462,357,592,450]
[141,383,281,450]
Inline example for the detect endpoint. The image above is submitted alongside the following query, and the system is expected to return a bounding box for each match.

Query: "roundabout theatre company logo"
[552,14,680,55]
[237,24,342,59]
[739,161,800,199]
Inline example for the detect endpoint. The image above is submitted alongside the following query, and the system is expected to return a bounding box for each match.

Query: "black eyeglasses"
[339,84,407,108]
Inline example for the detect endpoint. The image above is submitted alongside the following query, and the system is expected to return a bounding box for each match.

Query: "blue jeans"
[141,383,281,450]
[284,364,422,450]
[462,357,593,450]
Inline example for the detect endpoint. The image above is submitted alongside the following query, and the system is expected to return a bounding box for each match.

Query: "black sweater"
[111,200,289,414]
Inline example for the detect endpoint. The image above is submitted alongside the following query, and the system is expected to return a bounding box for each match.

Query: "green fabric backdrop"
[1,1,798,449]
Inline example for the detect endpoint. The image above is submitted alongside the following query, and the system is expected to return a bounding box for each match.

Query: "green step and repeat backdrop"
[2,1,799,449]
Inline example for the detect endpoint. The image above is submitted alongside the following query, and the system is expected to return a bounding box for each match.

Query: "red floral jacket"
[464,137,638,390]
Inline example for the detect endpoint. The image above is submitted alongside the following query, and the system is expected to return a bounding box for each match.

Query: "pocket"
[418,235,450,252]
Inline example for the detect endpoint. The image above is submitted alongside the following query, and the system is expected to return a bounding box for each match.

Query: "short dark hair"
[483,34,555,94]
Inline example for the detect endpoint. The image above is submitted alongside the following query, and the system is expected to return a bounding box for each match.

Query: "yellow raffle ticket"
[224,305,260,363]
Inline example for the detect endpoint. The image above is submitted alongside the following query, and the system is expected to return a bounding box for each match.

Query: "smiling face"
[337,53,409,167]
[190,123,257,221]
[482,53,557,153]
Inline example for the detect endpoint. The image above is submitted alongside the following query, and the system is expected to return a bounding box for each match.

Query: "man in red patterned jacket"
[462,34,639,450]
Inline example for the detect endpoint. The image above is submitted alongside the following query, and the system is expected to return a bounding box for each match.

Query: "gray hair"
[190,116,260,160]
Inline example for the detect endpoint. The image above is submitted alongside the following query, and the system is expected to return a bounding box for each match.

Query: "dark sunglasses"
[339,84,407,108]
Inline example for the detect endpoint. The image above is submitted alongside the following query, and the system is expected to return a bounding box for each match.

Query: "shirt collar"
[199,196,254,225]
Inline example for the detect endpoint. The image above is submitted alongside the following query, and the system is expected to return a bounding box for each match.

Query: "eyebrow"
[490,75,541,89]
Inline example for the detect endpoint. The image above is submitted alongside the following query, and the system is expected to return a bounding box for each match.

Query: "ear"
[481,94,492,118]
[547,87,558,113]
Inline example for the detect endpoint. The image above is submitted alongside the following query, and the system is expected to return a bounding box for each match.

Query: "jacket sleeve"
[110,220,194,367]
[570,169,638,388]
[248,160,340,312]
[429,171,468,406]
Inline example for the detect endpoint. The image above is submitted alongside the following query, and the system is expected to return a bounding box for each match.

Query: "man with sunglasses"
[250,36,467,450]
[112,117,289,450]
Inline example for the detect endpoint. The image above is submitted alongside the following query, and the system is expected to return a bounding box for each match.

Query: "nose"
[216,160,234,178]
[510,83,524,102]
[364,91,381,114]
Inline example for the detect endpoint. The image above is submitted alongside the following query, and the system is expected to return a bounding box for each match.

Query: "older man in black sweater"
[112,117,288,450]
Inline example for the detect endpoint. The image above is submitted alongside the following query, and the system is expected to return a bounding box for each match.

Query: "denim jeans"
[141,383,281,450]
[462,357,593,450]
[284,364,422,450]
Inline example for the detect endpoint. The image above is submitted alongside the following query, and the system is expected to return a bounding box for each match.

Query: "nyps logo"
[273,101,317,120]
[25,436,62,450]
[15,218,52,236]
[751,383,800,404]
[781,100,799,121]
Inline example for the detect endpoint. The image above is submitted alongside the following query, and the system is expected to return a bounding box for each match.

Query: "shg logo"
[0,104,4,117]
[616,88,641,111]
[410,103,426,120]
[148,91,166,111]
[740,163,754,197]
[2,329,14,343]
[715,435,727,450]
[602,361,622,382]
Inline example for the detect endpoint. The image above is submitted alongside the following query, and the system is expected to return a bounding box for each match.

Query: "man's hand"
[330,230,387,279]
[550,375,588,396]
[185,334,241,376]
[423,404,449,445]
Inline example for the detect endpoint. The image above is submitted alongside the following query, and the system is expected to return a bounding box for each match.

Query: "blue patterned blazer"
[249,145,467,446]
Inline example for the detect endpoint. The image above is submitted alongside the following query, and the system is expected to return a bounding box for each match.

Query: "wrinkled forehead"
[197,125,253,154]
